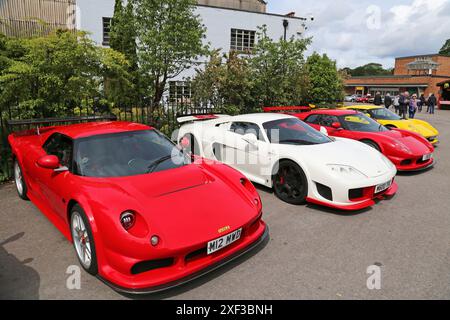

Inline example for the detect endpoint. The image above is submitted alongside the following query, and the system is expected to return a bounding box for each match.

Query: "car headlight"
[327,164,368,179]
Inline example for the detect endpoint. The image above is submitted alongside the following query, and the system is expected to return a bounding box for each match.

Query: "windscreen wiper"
[146,155,173,173]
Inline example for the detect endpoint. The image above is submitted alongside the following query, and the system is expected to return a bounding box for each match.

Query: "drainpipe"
[283,19,289,41]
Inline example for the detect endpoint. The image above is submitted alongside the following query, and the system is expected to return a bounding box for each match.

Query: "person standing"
[374,92,382,106]
[419,94,426,112]
[399,91,410,119]
[393,95,400,114]
[428,93,437,115]
[409,94,418,119]
[384,93,393,109]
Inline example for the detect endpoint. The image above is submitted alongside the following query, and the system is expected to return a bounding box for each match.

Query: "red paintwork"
[297,110,435,172]
[8,121,267,292]
[307,181,398,211]
[356,96,369,103]
[263,106,312,113]
[37,155,60,169]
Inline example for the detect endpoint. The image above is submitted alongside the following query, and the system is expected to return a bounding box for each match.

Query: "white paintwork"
[177,113,397,208]
[76,1,308,81]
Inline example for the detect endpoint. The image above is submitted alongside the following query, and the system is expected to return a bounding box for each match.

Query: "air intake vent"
[131,258,174,275]
[316,183,333,201]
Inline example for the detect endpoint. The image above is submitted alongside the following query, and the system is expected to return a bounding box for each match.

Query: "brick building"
[345,54,450,99]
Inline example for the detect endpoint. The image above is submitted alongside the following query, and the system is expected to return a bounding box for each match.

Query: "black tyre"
[273,160,308,205]
[361,140,381,151]
[13,159,29,200]
[70,205,98,276]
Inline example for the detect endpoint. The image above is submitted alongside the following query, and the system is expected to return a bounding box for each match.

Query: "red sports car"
[8,118,268,293]
[297,109,435,172]
[356,95,370,103]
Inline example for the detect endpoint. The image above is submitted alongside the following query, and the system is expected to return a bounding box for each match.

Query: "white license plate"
[207,228,242,255]
[375,180,392,194]
[422,153,433,161]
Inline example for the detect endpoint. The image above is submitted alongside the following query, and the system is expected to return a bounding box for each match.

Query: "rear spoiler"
[7,115,117,134]
[263,106,312,113]
[176,114,230,124]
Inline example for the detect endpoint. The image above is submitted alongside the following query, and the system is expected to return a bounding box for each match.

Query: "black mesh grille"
[185,247,207,262]
[316,183,333,201]
[349,188,364,200]
[131,258,174,275]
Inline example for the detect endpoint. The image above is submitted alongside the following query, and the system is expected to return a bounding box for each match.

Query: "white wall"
[76,1,307,81]
[77,0,115,45]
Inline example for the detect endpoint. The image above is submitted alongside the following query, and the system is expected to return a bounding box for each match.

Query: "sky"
[267,0,450,69]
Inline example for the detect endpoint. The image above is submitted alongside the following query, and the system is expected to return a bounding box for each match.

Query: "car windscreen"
[370,108,401,120]
[340,114,388,132]
[74,130,190,177]
[263,118,332,145]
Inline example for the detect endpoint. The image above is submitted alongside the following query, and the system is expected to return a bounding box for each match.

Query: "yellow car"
[341,105,439,145]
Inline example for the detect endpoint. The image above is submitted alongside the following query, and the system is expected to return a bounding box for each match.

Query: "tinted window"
[369,108,401,120]
[263,118,331,145]
[43,133,73,169]
[340,114,388,132]
[230,122,264,141]
[318,115,339,127]
[305,114,321,124]
[74,130,190,178]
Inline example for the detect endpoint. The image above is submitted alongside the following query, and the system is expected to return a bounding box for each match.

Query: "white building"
[76,0,312,101]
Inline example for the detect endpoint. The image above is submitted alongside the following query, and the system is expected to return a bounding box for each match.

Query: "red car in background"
[297,109,435,172]
[356,95,370,103]
[8,117,268,294]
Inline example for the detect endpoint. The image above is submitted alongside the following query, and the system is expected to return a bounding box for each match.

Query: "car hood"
[385,119,439,138]
[276,139,393,178]
[80,165,258,248]
[382,129,434,155]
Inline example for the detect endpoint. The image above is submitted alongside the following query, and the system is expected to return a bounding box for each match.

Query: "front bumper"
[396,158,435,172]
[307,181,398,211]
[97,222,269,295]
[307,166,397,211]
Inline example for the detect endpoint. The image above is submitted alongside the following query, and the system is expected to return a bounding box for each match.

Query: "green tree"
[130,0,208,106]
[109,0,140,108]
[345,63,393,76]
[0,30,131,118]
[249,26,312,108]
[439,39,450,56]
[306,52,344,105]
[192,50,255,114]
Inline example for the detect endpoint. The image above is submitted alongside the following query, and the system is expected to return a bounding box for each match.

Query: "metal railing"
[0,100,216,181]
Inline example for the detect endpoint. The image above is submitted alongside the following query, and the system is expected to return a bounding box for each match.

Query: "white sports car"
[176,113,398,211]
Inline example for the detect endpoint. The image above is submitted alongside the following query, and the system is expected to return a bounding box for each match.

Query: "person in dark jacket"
[428,93,437,115]
[398,91,410,119]
[374,92,382,106]
[384,93,393,109]
[418,94,426,112]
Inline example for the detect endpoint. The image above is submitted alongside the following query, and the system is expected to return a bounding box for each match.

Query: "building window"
[102,17,112,46]
[169,81,192,104]
[230,29,256,52]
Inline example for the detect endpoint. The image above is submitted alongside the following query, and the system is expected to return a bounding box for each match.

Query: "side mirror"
[37,155,60,169]
[37,155,68,172]
[331,122,342,129]
[242,133,258,145]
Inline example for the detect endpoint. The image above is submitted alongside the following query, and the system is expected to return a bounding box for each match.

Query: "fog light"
[120,211,135,231]
[151,235,160,246]
[254,198,259,206]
